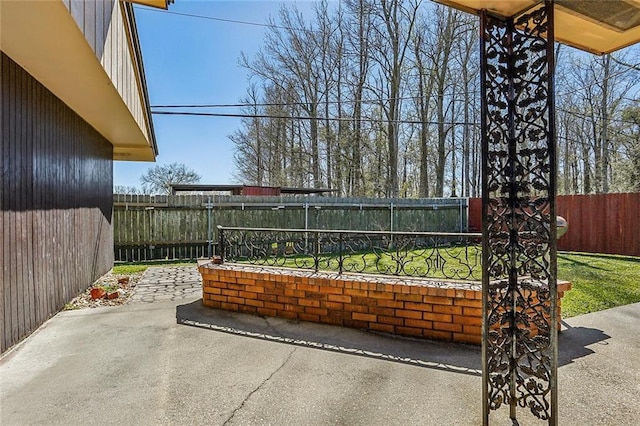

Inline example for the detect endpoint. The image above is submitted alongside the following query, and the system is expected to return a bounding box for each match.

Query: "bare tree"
[140,163,201,195]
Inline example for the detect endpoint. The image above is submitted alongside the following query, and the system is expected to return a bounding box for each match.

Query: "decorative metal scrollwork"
[481,1,558,424]
[219,227,482,281]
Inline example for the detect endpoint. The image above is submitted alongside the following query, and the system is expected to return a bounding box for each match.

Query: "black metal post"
[218,225,225,262]
[480,1,557,424]
[314,231,320,272]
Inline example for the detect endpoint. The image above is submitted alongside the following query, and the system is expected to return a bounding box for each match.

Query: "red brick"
[395,309,423,320]
[257,307,277,316]
[453,298,482,308]
[404,302,432,312]
[345,288,368,297]
[269,286,285,296]
[377,299,404,309]
[321,286,343,295]
[351,296,377,307]
[237,305,257,314]
[396,293,423,302]
[369,323,395,333]
[352,312,377,322]
[299,313,320,322]
[298,284,320,292]
[433,322,462,332]
[257,293,278,302]
[298,299,320,308]
[368,306,395,317]
[276,296,298,305]
[422,312,452,323]
[264,302,285,311]
[322,301,344,310]
[203,286,221,295]
[284,304,305,313]
[304,291,327,300]
[203,300,222,309]
[452,315,482,326]
[237,278,255,285]
[433,305,463,315]
[378,315,404,326]
[428,287,450,297]
[239,291,258,300]
[343,303,368,313]
[328,294,351,303]
[246,285,265,294]
[368,291,393,300]
[221,289,238,297]
[245,299,264,308]
[221,302,239,311]
[394,326,423,337]
[210,295,227,303]
[305,307,328,316]
[424,296,453,305]
[228,296,245,305]
[452,333,482,345]
[463,307,483,317]
[285,289,305,297]
[326,310,352,320]
[463,325,482,335]
[320,316,344,326]
[278,311,299,320]
[423,329,452,341]
[466,290,481,300]
[404,318,433,329]
[227,283,246,291]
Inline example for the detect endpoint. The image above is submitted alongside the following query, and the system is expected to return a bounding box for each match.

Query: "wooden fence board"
[113,195,470,262]
[555,193,640,256]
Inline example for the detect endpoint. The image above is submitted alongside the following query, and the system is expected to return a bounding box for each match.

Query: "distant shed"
[170,184,337,196]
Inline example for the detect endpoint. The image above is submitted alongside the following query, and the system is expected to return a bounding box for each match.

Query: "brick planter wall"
[198,263,571,345]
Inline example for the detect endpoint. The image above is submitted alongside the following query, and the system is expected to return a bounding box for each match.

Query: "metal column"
[480,1,558,424]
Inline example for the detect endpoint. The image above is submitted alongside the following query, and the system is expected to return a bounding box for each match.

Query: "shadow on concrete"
[176,300,482,376]
[176,301,611,376]
[559,321,611,366]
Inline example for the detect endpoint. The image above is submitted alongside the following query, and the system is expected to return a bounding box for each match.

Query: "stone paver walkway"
[130,266,201,303]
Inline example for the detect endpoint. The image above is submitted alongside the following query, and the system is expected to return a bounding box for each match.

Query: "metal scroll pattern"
[482,2,556,423]
[219,227,482,281]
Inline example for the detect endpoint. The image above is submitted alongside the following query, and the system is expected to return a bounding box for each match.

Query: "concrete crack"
[222,346,297,425]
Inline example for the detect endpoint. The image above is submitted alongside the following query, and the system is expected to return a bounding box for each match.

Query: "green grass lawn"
[558,252,640,318]
[112,260,196,275]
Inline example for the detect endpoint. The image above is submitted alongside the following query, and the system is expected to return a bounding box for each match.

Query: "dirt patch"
[64,271,144,310]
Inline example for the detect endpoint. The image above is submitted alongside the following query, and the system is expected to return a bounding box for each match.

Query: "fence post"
[339,232,343,274]
[218,226,225,262]
[207,196,213,257]
[314,230,319,272]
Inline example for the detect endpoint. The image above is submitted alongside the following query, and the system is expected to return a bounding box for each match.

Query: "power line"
[134,6,312,33]
[151,110,479,126]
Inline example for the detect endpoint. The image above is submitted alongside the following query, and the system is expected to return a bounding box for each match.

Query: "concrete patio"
[1,266,638,425]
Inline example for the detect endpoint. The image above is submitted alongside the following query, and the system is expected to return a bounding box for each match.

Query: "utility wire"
[134,6,313,33]
[151,110,479,126]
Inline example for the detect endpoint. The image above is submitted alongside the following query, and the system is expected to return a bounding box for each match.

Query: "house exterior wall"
[63,0,152,148]
[1,52,114,353]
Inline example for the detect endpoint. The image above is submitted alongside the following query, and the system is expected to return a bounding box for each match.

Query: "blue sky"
[115,0,317,188]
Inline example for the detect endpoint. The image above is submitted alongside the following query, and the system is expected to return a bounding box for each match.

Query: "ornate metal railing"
[217,226,482,281]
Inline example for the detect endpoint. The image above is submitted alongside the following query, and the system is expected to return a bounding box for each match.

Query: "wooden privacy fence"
[113,194,469,262]
[556,193,640,257]
[467,193,640,257]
